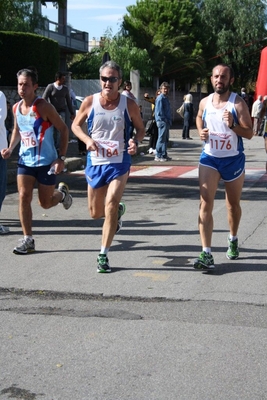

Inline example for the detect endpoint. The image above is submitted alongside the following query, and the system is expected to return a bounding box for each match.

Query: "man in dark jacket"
[43,72,75,149]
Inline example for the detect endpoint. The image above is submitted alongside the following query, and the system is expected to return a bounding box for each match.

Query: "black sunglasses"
[100,76,119,83]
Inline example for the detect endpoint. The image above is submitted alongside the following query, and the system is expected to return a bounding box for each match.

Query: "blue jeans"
[0,154,7,211]
[156,121,169,158]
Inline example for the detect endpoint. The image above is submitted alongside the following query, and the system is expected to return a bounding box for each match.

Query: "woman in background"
[122,80,137,103]
[182,93,194,140]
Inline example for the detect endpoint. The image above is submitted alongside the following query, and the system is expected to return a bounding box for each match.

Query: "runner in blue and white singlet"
[71,60,145,273]
[87,92,132,167]
[194,63,253,271]
[14,97,57,167]
[202,92,243,158]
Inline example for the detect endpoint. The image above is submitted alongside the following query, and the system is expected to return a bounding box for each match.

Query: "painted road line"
[130,166,171,176]
[71,167,266,182]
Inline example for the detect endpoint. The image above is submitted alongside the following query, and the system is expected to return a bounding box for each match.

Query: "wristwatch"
[58,155,66,161]
[230,121,238,130]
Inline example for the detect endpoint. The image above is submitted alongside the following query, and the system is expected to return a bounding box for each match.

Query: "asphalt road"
[1,130,267,400]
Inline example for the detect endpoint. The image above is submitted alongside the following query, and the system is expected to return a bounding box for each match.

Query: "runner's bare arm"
[71,96,97,151]
[223,96,253,140]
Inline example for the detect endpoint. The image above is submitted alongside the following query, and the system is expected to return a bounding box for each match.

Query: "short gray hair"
[99,60,122,79]
[160,81,170,89]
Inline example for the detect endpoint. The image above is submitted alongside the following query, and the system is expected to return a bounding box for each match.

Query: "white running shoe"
[58,182,73,210]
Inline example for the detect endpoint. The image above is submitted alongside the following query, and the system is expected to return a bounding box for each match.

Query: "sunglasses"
[100,76,119,83]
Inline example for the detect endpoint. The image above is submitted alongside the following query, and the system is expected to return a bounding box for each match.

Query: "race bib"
[20,130,38,148]
[206,131,238,157]
[91,139,123,165]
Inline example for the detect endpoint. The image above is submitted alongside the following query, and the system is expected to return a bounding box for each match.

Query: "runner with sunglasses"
[72,60,145,273]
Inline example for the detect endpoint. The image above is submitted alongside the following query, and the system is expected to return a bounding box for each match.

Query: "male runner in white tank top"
[72,61,145,273]
[194,63,253,270]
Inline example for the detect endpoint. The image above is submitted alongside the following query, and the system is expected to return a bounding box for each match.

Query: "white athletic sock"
[100,247,109,256]
[24,235,33,241]
[229,235,237,242]
[203,247,211,254]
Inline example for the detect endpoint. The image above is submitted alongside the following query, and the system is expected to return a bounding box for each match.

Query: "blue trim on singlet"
[86,97,132,166]
[202,94,244,156]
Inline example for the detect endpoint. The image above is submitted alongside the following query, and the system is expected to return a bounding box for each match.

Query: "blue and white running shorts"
[199,152,245,182]
[85,163,131,189]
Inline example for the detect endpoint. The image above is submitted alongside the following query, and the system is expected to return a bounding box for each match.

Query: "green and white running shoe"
[116,202,126,233]
[193,251,215,270]
[97,254,111,273]
[226,236,239,260]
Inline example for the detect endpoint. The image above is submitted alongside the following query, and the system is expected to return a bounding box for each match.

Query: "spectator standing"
[121,80,137,103]
[70,88,86,155]
[251,95,263,136]
[42,71,75,150]
[154,82,172,162]
[182,93,194,140]
[69,87,77,109]
[121,80,137,138]
[240,87,248,104]
[5,101,13,145]
[259,95,267,137]
[194,63,253,270]
[144,90,160,154]
[1,67,72,254]
[260,96,267,172]
[0,91,9,234]
[71,60,145,273]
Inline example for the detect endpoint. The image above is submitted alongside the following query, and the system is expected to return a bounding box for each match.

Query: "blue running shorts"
[85,163,131,189]
[17,164,56,185]
[199,152,245,182]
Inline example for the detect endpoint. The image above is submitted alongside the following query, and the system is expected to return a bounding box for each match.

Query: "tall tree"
[122,0,205,86]
[69,30,153,86]
[198,0,267,88]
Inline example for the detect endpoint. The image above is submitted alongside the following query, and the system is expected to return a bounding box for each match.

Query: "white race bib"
[91,139,123,165]
[205,131,238,157]
[20,130,38,148]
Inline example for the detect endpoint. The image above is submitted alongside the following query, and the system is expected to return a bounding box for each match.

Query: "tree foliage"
[122,0,205,86]
[198,0,267,88]
[101,32,153,85]
[69,30,153,86]
[68,50,103,80]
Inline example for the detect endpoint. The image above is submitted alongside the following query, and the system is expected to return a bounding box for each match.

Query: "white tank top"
[87,93,131,165]
[202,92,242,158]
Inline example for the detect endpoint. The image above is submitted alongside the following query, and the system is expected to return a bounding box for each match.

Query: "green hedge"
[0,31,59,86]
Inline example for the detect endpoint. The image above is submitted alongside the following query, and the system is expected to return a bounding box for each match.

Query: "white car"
[75,96,84,111]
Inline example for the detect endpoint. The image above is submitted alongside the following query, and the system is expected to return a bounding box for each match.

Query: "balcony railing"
[35,19,88,53]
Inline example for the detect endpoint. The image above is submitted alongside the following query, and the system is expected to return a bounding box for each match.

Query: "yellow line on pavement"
[133,272,170,281]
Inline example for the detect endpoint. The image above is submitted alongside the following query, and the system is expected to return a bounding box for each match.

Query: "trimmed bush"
[0,31,59,86]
